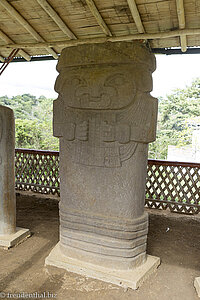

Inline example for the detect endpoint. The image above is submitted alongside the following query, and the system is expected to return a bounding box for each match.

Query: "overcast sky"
[0,53,200,99]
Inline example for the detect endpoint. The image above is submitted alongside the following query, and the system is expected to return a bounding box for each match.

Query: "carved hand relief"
[58,109,143,168]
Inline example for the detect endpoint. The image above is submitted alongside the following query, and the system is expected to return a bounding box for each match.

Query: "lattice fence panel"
[15,149,60,196]
[15,149,200,214]
[145,160,200,214]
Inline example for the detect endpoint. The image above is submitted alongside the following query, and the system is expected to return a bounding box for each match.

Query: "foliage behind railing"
[15,148,59,196]
[15,149,200,214]
[146,159,200,214]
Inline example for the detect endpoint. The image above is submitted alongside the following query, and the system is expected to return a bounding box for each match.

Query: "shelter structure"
[0,0,200,59]
[0,0,200,293]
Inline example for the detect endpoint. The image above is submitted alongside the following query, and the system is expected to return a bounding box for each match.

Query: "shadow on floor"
[0,192,199,300]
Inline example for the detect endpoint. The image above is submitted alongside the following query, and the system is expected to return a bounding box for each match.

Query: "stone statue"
[0,106,16,235]
[0,105,30,248]
[46,41,160,288]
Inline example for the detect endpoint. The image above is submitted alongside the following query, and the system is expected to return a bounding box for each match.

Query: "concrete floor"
[0,192,199,300]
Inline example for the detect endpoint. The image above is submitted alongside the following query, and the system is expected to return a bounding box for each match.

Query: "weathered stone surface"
[45,242,160,290]
[0,105,30,248]
[0,227,31,249]
[0,105,16,235]
[194,277,200,297]
[47,42,158,276]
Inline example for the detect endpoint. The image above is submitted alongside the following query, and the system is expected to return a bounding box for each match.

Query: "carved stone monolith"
[0,105,30,248]
[46,41,160,289]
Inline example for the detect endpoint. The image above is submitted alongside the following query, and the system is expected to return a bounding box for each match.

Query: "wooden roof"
[0,0,200,62]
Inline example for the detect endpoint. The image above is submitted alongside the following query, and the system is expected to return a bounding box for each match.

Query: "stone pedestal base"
[194,277,200,297]
[0,227,31,249]
[45,242,160,290]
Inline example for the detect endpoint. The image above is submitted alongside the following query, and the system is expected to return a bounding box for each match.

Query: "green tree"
[15,119,42,149]
[0,94,59,150]
[2,77,200,155]
[149,78,200,159]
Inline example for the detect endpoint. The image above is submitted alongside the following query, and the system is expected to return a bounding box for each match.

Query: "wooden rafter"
[0,29,30,61]
[0,0,58,59]
[36,0,76,40]
[176,0,187,52]
[0,49,19,75]
[85,0,112,36]
[0,28,200,51]
[127,0,145,33]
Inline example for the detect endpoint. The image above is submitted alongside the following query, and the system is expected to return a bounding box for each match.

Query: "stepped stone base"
[45,242,160,290]
[0,227,31,249]
[194,277,200,297]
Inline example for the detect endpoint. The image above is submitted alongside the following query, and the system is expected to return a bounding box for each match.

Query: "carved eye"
[105,74,125,87]
[71,77,86,86]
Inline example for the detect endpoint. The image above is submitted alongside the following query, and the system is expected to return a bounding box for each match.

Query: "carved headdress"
[57,41,156,72]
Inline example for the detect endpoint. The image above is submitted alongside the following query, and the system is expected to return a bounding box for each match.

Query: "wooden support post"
[176,0,187,52]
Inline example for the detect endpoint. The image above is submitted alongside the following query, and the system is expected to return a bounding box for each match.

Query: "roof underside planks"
[0,0,200,61]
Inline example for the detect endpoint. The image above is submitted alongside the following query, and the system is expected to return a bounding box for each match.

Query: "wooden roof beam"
[85,0,112,36]
[37,0,76,40]
[0,29,31,61]
[0,0,58,59]
[176,0,187,52]
[127,0,145,33]
[1,28,200,50]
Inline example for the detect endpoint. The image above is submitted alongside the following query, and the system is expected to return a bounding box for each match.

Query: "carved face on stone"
[55,65,139,110]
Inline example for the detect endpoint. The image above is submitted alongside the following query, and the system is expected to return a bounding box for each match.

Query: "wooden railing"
[15,148,60,196]
[146,159,200,214]
[15,149,200,215]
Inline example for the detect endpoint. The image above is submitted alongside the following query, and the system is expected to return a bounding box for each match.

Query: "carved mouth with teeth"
[78,93,111,109]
